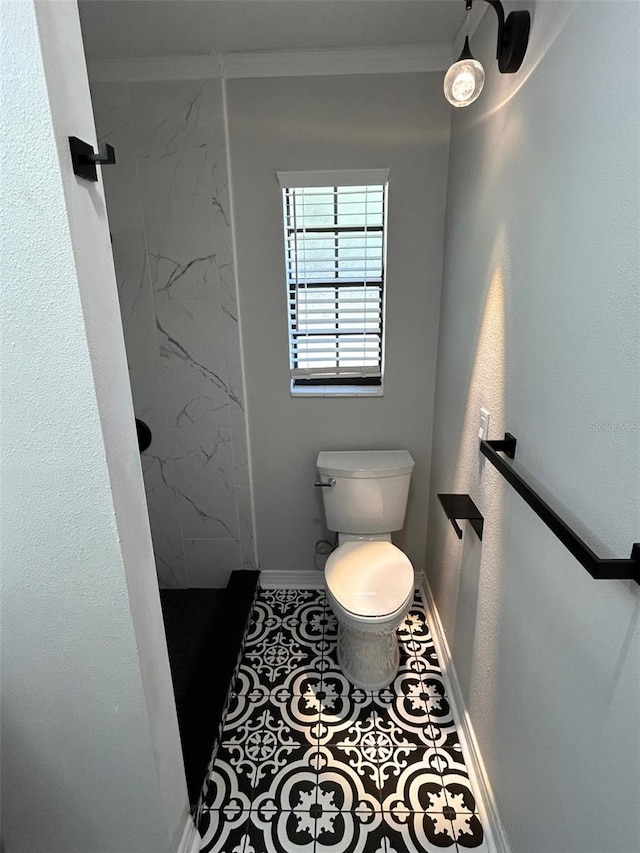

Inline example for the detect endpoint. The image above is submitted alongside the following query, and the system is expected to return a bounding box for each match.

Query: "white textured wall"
[427,2,640,851]
[1,1,188,850]
[90,78,255,588]
[226,73,451,573]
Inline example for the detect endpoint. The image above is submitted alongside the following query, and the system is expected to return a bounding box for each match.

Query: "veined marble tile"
[155,297,232,431]
[219,270,244,371]
[142,451,187,588]
[138,148,222,298]
[206,79,226,159]
[167,429,239,541]
[210,159,231,234]
[91,81,145,233]
[237,487,257,569]
[129,80,219,156]
[184,538,242,588]
[128,367,168,456]
[222,305,243,370]
[110,230,159,375]
[215,245,238,339]
[227,367,249,489]
[91,77,257,583]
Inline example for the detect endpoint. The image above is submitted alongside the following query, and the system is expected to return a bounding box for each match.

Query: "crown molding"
[88,43,452,83]
[222,43,452,79]
[87,55,222,82]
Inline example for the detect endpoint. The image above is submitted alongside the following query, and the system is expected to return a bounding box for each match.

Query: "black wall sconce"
[69,136,116,182]
[444,0,531,107]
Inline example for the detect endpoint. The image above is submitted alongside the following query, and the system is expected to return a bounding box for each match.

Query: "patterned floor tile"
[313,806,386,853]
[324,702,418,753]
[250,809,317,853]
[281,597,334,643]
[221,690,271,737]
[441,777,479,814]
[231,664,271,698]
[258,588,320,618]
[320,667,368,702]
[382,809,461,851]
[376,747,444,803]
[258,628,319,690]
[272,667,325,699]
[314,753,382,816]
[244,617,281,649]
[199,808,253,853]
[247,597,281,632]
[198,587,488,852]
[251,759,318,815]
[310,743,382,803]
[201,760,251,816]
[219,698,272,746]
[435,730,470,777]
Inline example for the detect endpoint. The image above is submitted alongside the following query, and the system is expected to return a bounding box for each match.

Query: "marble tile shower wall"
[91,80,255,587]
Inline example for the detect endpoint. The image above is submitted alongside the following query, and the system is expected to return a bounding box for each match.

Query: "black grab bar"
[480,433,640,584]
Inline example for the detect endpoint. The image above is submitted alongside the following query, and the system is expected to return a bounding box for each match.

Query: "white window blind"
[281,179,388,384]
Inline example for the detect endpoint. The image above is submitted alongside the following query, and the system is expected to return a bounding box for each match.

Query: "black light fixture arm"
[483,0,506,61]
[464,0,530,73]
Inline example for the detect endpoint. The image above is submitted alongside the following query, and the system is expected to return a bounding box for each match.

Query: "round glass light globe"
[444,59,485,107]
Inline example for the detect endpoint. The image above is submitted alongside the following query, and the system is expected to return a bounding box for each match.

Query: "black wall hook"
[69,136,116,182]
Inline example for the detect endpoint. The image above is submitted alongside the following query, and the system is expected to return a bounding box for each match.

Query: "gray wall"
[1,1,189,849]
[91,78,255,588]
[226,73,451,573]
[427,2,640,851]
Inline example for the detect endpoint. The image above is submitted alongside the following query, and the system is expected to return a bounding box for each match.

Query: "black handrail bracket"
[481,433,640,584]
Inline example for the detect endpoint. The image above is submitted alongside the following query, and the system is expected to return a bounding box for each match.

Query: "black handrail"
[480,433,640,584]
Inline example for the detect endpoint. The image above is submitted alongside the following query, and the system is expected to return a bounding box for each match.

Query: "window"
[278,170,389,393]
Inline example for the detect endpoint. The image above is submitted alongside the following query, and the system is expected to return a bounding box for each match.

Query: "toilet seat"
[325,541,414,618]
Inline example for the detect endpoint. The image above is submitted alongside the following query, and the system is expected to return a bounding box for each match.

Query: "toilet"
[316,450,416,689]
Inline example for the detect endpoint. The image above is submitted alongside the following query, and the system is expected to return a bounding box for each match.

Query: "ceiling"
[79,0,468,60]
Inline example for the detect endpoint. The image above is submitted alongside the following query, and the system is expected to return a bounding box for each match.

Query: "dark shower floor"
[160,571,260,804]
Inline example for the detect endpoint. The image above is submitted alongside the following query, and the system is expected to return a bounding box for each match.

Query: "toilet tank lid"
[317,450,415,479]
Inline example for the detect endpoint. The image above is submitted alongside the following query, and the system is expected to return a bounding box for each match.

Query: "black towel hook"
[69,136,116,182]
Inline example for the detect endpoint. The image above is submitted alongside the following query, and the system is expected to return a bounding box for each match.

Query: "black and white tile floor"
[197,587,489,853]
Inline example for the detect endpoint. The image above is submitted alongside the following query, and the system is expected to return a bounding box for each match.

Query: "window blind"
[282,183,387,383]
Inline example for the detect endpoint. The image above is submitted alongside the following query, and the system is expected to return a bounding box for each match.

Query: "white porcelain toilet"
[316,450,416,689]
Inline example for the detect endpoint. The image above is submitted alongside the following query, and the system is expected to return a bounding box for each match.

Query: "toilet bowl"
[325,540,414,689]
[316,450,416,689]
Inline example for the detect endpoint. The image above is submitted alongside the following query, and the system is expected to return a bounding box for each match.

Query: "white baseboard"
[176,814,201,853]
[260,569,325,589]
[418,573,511,853]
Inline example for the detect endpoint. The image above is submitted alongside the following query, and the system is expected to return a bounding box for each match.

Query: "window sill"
[290,384,384,398]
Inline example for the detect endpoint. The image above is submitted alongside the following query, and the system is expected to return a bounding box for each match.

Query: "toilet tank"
[316,450,415,534]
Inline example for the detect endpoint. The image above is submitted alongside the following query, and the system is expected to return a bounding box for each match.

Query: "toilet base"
[336,623,400,690]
